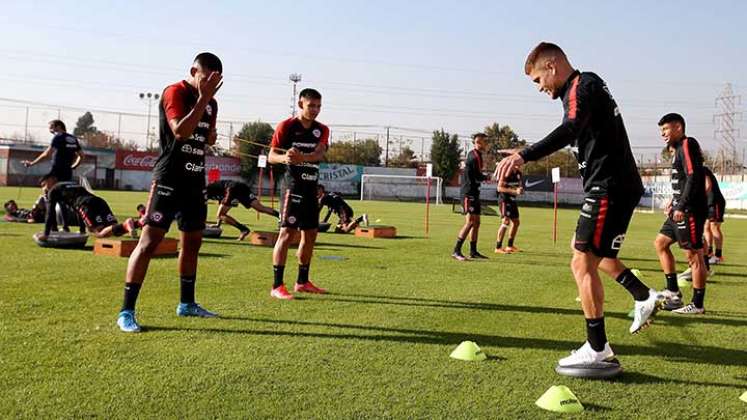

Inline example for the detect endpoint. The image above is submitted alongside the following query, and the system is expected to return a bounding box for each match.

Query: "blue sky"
[1,0,744,159]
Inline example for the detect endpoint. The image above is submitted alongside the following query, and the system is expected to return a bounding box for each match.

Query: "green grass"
[2,186,747,419]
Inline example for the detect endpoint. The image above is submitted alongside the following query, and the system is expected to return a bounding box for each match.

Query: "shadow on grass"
[154,316,747,369]
[315,242,384,250]
[615,371,746,390]
[321,292,747,329]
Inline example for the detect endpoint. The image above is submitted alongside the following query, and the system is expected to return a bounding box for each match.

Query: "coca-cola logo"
[118,152,159,170]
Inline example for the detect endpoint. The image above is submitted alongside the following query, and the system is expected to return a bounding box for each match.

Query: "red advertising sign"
[115,150,240,176]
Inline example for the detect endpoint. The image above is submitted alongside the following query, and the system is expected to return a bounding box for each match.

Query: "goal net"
[360,174,443,204]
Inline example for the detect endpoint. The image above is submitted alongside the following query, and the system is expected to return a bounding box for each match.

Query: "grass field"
[2,186,747,419]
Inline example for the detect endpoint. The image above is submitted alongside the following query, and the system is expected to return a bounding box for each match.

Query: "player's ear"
[190,66,197,77]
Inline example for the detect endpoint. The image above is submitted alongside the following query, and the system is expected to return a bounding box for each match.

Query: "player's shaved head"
[524,42,568,75]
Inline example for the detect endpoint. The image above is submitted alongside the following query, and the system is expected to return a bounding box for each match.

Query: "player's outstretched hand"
[21,160,31,167]
[495,153,525,183]
[197,71,223,100]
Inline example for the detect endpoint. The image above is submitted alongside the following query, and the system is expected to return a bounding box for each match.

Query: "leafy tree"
[326,139,382,166]
[73,112,99,138]
[430,129,461,184]
[389,146,418,168]
[234,121,275,182]
[482,122,527,170]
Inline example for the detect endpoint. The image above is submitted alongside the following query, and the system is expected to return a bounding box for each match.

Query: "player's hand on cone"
[197,71,223,100]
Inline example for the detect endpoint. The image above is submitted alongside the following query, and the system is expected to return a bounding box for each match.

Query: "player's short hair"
[3,200,16,212]
[48,119,66,131]
[524,42,567,75]
[193,52,223,73]
[136,204,146,212]
[658,113,686,131]
[299,88,322,100]
[472,132,487,141]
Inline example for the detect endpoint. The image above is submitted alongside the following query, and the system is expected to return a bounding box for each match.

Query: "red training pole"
[425,177,431,237]
[553,182,558,244]
[257,167,264,221]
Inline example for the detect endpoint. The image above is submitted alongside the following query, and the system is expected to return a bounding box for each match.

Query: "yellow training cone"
[535,385,584,414]
[449,341,487,361]
[740,391,747,403]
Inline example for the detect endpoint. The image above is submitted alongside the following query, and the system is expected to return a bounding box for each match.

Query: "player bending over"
[317,184,367,233]
[206,180,280,240]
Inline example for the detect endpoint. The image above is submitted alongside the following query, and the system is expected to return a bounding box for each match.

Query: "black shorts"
[223,186,257,208]
[660,212,706,250]
[499,196,519,219]
[462,195,481,215]
[144,182,207,232]
[46,167,73,182]
[708,201,725,223]
[281,189,319,230]
[78,196,116,229]
[574,193,638,258]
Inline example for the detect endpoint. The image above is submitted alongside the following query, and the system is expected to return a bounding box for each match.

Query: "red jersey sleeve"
[162,83,188,122]
[271,119,291,148]
[319,124,330,147]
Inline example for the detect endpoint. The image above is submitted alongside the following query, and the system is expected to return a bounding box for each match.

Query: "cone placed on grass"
[740,391,747,403]
[535,385,584,413]
[449,341,487,361]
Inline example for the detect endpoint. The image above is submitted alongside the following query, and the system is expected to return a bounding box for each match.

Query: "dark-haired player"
[452,133,489,260]
[493,165,523,254]
[704,166,726,264]
[496,42,659,371]
[22,120,84,183]
[117,52,223,332]
[268,88,329,300]
[317,184,366,233]
[38,176,136,240]
[654,113,708,315]
[206,179,279,240]
[3,197,46,223]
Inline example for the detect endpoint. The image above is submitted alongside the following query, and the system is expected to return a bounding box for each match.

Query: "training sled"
[93,237,179,257]
[555,359,623,379]
[202,226,223,238]
[354,225,397,238]
[33,232,89,249]
[249,231,301,247]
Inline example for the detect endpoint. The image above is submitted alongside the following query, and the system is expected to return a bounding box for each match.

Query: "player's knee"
[653,236,668,252]
[513,218,520,226]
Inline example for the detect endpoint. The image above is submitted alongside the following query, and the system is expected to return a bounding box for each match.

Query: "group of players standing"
[13,43,731,374]
[455,42,728,370]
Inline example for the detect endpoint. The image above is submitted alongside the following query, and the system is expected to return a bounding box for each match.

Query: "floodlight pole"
[289,73,302,117]
[139,92,160,150]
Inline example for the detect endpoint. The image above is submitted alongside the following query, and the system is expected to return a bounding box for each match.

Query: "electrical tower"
[713,83,742,174]
[289,73,302,117]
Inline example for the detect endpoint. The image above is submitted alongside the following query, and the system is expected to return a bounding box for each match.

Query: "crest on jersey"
[312,129,321,138]
[205,105,213,116]
[288,216,297,224]
[150,212,163,222]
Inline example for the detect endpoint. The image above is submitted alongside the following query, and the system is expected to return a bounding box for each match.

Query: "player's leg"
[711,220,724,263]
[703,219,713,257]
[217,204,250,240]
[453,196,474,260]
[506,217,520,251]
[673,214,707,315]
[495,216,510,253]
[294,228,326,293]
[271,190,303,299]
[654,216,683,310]
[468,214,487,258]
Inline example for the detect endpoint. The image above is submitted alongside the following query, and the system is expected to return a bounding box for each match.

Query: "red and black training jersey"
[460,149,487,197]
[271,117,329,192]
[703,166,725,207]
[319,192,352,215]
[670,137,707,214]
[499,169,522,199]
[153,80,217,187]
[44,182,92,235]
[520,71,644,198]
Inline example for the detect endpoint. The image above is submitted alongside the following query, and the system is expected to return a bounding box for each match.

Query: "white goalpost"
[359,174,443,204]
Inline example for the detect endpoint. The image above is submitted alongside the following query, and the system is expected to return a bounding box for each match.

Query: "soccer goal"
[360,174,443,205]
[636,192,672,214]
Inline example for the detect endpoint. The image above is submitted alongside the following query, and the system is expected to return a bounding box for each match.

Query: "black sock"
[693,288,706,309]
[665,273,679,292]
[355,216,364,224]
[273,265,285,289]
[180,275,196,304]
[235,222,249,233]
[508,237,515,247]
[297,264,310,284]
[704,257,710,271]
[453,238,465,254]
[121,282,142,312]
[496,240,503,249]
[469,241,477,255]
[585,317,607,352]
[616,269,650,301]
[715,248,722,258]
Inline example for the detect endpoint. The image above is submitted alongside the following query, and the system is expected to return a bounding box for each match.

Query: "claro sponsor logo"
[185,162,205,172]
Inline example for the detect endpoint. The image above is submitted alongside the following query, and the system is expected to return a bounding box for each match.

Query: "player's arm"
[268,121,293,165]
[207,102,218,146]
[166,72,222,141]
[249,200,280,218]
[71,149,85,169]
[675,139,704,213]
[323,207,333,223]
[22,146,53,167]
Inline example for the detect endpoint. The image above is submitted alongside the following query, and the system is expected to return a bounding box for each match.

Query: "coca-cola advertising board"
[115,150,240,176]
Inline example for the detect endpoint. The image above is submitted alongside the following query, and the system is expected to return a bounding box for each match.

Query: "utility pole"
[714,83,742,174]
[24,106,29,142]
[289,73,302,117]
[139,92,160,150]
[385,127,390,167]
